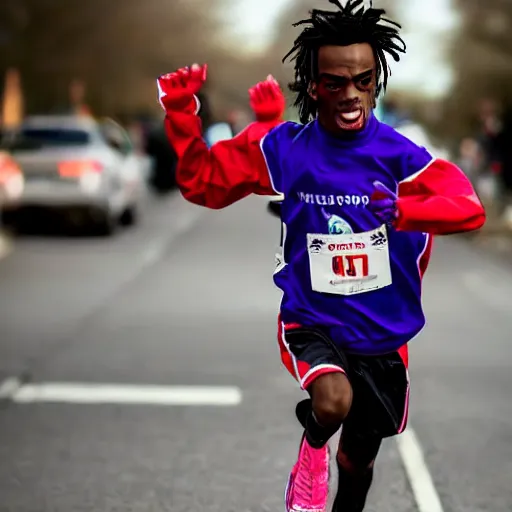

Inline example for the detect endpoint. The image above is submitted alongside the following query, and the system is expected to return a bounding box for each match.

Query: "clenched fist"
[249,75,286,122]
[368,181,398,225]
[157,63,208,113]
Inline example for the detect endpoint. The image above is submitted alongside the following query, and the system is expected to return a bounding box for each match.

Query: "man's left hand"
[249,75,286,122]
[368,181,398,224]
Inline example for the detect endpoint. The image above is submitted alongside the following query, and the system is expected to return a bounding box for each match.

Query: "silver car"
[1,115,146,235]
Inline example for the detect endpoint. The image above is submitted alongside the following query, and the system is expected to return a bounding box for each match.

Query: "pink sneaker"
[285,434,330,512]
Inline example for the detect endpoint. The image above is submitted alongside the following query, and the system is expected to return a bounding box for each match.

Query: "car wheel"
[91,209,116,236]
[119,204,138,227]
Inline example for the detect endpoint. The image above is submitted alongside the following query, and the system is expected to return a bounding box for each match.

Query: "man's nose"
[338,94,361,109]
[337,83,360,104]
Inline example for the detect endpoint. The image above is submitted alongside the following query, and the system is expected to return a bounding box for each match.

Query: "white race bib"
[307,225,392,296]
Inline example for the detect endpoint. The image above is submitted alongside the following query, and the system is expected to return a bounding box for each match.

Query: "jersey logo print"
[309,238,326,253]
[322,208,354,235]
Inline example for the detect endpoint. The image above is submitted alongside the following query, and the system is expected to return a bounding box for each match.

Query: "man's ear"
[308,82,318,101]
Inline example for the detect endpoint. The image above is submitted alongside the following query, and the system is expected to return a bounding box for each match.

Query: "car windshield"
[3,128,91,150]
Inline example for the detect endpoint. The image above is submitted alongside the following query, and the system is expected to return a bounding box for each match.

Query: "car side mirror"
[108,137,132,156]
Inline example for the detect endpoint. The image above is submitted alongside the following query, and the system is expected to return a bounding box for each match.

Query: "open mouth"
[337,109,364,130]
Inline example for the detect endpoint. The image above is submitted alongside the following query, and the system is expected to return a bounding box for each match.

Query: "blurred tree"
[0,0,245,118]
[440,0,512,140]
[0,0,417,124]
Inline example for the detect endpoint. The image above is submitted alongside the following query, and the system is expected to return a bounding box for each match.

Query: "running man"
[156,1,486,510]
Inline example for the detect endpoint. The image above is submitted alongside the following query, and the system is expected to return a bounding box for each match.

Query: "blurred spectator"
[144,91,232,194]
[457,136,497,206]
[1,68,23,130]
[377,99,410,128]
[472,99,512,222]
[196,92,214,132]
[494,108,512,203]
[457,137,483,183]
[144,121,178,194]
[476,98,502,177]
[228,109,252,134]
[68,79,93,117]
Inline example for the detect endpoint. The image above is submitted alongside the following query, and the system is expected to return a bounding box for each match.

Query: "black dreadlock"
[283,0,406,124]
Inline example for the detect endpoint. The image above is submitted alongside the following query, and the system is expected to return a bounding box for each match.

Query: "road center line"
[396,427,444,512]
[2,381,242,406]
[140,203,204,269]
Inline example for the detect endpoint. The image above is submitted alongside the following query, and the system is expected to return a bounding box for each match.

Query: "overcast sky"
[227,0,292,53]
[225,0,461,99]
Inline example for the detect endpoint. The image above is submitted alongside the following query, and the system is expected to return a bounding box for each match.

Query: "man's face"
[310,43,377,135]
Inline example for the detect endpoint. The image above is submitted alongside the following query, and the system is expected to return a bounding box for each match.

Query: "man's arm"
[157,65,286,209]
[395,158,486,234]
[369,152,486,235]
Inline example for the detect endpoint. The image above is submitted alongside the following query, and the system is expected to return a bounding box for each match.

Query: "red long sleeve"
[164,109,282,209]
[395,159,486,234]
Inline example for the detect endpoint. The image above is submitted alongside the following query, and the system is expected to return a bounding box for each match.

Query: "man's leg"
[333,427,382,512]
[331,347,410,512]
[287,373,353,512]
[281,326,352,512]
[303,372,353,448]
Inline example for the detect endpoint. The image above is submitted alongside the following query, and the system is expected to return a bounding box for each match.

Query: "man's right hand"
[157,63,208,113]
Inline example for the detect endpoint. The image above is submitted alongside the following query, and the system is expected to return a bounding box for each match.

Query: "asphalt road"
[0,191,510,512]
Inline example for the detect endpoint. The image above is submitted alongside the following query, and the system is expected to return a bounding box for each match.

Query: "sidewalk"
[0,231,12,260]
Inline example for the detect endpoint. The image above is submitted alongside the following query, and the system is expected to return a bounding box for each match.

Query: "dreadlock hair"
[283,0,406,124]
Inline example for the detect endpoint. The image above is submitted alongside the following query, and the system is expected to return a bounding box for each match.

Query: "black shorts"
[278,324,410,439]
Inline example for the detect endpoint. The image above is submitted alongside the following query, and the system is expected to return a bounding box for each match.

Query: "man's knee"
[310,372,353,428]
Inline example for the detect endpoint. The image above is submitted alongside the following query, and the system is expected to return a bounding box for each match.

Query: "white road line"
[396,427,444,512]
[0,377,22,399]
[140,241,167,267]
[139,206,203,269]
[8,382,242,406]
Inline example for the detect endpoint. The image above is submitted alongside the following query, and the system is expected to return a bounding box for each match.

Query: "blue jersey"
[261,114,434,355]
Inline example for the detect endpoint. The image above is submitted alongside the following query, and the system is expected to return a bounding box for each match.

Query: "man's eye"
[359,77,373,87]
[326,83,342,91]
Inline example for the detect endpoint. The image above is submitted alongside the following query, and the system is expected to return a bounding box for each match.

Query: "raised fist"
[157,63,208,113]
[249,75,286,122]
